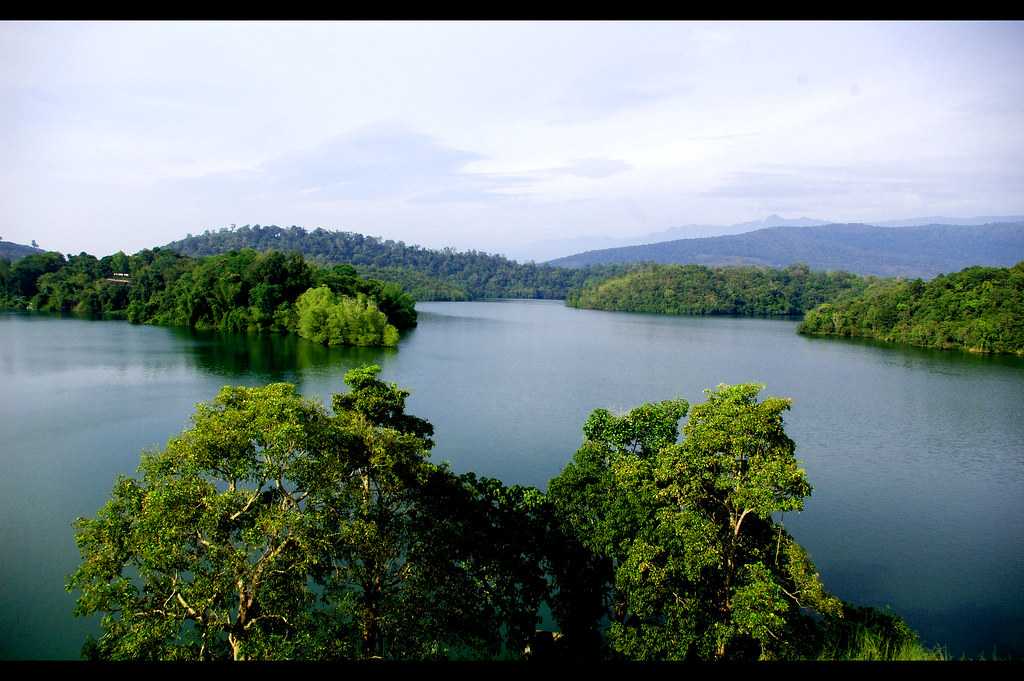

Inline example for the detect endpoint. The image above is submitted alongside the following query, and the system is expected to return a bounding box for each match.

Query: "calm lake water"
[2,301,1023,659]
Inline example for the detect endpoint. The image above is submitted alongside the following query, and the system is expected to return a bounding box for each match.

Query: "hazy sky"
[3,21,1023,259]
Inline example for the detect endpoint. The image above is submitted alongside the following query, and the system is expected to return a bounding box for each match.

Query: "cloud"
[267,127,484,200]
[406,188,519,204]
[703,163,973,203]
[553,158,633,179]
[166,126,541,205]
[5,22,1024,257]
[696,159,1024,221]
[179,130,635,206]
[685,132,761,142]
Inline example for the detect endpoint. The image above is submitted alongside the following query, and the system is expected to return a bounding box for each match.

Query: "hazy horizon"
[3,21,1023,258]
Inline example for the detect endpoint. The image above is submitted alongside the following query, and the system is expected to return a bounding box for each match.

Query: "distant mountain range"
[7,214,1024,284]
[546,222,1024,278]
[872,215,1024,228]
[511,215,830,263]
[515,214,1024,264]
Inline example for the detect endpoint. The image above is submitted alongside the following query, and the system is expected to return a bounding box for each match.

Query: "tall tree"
[67,382,339,660]
[67,365,546,660]
[548,384,842,661]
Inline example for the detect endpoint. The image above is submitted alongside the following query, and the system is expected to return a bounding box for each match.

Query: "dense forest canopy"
[548,222,1024,278]
[7,234,1020,356]
[0,248,415,347]
[798,261,1024,355]
[165,224,632,300]
[566,263,869,316]
[68,366,938,661]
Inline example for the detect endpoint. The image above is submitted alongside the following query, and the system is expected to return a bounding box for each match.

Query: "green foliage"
[799,261,1024,355]
[295,286,399,347]
[0,258,9,307]
[67,366,548,661]
[567,263,867,316]
[66,382,338,660]
[548,384,843,661]
[0,247,416,347]
[165,223,631,300]
[66,363,937,661]
[354,265,471,302]
[817,604,945,661]
[5,250,67,304]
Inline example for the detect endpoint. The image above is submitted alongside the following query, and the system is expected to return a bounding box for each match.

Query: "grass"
[819,626,946,661]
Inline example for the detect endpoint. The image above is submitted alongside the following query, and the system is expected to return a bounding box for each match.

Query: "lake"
[1,300,1023,659]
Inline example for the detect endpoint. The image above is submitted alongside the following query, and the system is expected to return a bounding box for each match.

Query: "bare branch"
[779,585,804,607]
[734,507,753,536]
[244,613,291,630]
[230,489,263,521]
[175,592,204,623]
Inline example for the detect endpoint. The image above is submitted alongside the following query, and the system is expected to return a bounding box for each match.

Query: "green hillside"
[798,261,1024,355]
[0,240,45,261]
[166,224,630,300]
[567,263,868,316]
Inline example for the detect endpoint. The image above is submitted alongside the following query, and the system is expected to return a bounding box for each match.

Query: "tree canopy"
[799,261,1024,355]
[548,384,844,660]
[1,248,416,347]
[164,223,632,300]
[67,366,549,660]
[67,369,935,661]
[566,263,867,316]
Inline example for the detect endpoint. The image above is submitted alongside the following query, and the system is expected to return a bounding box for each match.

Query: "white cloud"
[1,21,1022,256]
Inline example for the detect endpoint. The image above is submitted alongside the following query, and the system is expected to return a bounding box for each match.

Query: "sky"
[2,20,1023,261]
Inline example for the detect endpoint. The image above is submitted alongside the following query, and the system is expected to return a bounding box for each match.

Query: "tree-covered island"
[566,263,868,316]
[799,262,1024,355]
[67,366,942,661]
[0,248,415,348]
[566,260,1024,356]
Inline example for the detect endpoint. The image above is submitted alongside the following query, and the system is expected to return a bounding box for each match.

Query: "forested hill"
[166,225,628,300]
[567,263,868,317]
[0,240,44,261]
[798,261,1024,355]
[547,222,1024,278]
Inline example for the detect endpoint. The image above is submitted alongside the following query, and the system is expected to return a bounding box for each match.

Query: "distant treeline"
[166,224,631,300]
[0,248,416,347]
[566,263,868,316]
[353,265,471,301]
[799,262,1024,355]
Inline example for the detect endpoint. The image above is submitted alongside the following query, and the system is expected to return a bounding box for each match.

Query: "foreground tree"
[68,370,929,661]
[549,384,843,661]
[67,366,546,660]
[317,365,547,659]
[67,382,337,660]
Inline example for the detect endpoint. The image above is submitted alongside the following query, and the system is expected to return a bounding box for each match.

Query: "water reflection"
[166,326,400,383]
[799,331,1024,374]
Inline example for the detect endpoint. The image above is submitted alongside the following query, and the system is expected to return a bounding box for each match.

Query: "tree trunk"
[229,633,244,661]
[362,580,382,658]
